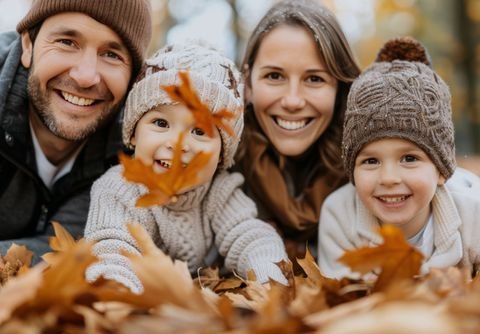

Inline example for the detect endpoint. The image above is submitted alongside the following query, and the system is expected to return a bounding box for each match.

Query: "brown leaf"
[162,71,236,137]
[339,225,424,292]
[122,224,216,314]
[120,133,212,207]
[0,264,45,324]
[41,221,77,266]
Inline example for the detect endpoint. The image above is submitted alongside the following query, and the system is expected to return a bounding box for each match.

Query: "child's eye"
[402,155,418,163]
[192,127,205,136]
[153,119,169,128]
[362,158,378,165]
[265,72,283,81]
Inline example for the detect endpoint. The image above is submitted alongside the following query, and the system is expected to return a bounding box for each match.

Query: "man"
[0,0,152,261]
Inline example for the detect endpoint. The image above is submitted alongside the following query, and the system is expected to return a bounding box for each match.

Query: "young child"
[84,42,288,293]
[318,37,480,279]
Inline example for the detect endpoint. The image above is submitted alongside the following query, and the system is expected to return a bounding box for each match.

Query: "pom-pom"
[375,36,432,67]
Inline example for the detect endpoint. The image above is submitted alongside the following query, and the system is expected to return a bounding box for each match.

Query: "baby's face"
[353,138,445,238]
[131,104,222,192]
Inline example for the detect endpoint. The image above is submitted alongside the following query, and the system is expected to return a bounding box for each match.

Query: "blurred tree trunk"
[455,0,480,153]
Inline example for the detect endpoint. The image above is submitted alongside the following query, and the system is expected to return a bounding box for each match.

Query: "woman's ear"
[438,174,446,186]
[20,32,33,69]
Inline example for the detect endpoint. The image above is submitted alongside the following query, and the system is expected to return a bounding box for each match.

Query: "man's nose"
[69,51,101,88]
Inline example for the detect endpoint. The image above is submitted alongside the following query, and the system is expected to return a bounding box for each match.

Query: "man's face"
[21,12,132,141]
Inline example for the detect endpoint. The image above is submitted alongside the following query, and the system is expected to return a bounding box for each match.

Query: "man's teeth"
[62,92,95,106]
[380,196,408,203]
[276,117,307,130]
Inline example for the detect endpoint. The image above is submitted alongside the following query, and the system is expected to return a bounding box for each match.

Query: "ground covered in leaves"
[0,223,479,334]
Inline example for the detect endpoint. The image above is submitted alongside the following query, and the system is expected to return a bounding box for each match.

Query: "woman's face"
[246,24,338,157]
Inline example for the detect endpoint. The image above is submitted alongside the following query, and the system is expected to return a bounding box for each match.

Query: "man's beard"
[27,73,122,142]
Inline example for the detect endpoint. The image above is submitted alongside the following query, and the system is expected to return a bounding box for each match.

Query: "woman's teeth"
[61,92,95,106]
[275,117,308,130]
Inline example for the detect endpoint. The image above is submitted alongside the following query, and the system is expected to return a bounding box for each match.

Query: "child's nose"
[379,165,402,186]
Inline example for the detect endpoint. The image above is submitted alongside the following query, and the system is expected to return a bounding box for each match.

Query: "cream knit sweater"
[318,168,480,279]
[85,165,288,293]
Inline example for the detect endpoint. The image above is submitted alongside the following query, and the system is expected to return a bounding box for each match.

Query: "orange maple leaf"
[339,224,424,292]
[120,132,212,207]
[162,71,236,137]
[41,222,77,266]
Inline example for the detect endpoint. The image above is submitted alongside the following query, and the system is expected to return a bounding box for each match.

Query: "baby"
[85,42,288,293]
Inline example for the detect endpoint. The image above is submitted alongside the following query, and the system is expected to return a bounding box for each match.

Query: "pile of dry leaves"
[1,223,480,333]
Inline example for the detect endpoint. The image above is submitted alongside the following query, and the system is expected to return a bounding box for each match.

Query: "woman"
[235,0,361,259]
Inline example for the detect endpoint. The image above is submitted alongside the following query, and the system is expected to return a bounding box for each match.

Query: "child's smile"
[354,138,445,238]
[131,104,221,191]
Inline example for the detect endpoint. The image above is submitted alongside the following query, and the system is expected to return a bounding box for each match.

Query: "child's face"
[132,104,222,192]
[353,138,445,238]
[246,24,338,157]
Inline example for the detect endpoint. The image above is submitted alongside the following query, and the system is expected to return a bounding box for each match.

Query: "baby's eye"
[153,119,169,128]
[192,127,205,136]
[265,72,283,81]
[402,155,418,163]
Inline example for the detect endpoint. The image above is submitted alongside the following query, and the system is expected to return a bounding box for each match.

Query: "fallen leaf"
[339,225,424,292]
[41,222,77,266]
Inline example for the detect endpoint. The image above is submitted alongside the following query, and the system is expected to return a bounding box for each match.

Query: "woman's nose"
[281,83,306,112]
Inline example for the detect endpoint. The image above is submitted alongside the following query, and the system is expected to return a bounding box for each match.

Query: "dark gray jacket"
[0,31,124,262]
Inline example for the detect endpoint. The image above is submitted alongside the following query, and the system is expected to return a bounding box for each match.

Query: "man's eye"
[153,119,168,128]
[56,39,75,47]
[104,51,122,60]
[192,127,205,136]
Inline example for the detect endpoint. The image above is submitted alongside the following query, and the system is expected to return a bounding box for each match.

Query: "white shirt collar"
[30,122,84,190]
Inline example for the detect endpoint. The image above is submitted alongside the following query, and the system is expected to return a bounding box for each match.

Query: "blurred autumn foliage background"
[1,0,479,158]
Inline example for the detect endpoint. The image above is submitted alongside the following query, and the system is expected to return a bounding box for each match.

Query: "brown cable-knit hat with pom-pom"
[342,36,455,183]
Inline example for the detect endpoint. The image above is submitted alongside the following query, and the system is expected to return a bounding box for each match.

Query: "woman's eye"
[266,72,282,81]
[153,119,168,128]
[192,127,205,136]
[307,75,325,83]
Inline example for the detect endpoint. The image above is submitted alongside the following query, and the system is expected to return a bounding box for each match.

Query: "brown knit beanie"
[123,42,244,170]
[16,0,152,78]
[343,37,456,183]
